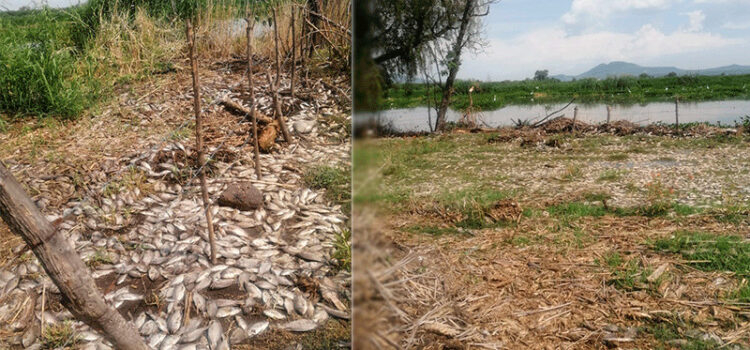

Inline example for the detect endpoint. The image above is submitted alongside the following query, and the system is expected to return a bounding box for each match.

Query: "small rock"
[217,183,263,211]
[293,121,315,134]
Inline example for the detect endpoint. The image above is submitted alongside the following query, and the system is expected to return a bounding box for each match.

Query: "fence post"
[272,7,292,143]
[246,17,262,180]
[606,105,611,124]
[186,20,218,264]
[291,6,296,100]
[573,106,578,133]
[674,98,679,131]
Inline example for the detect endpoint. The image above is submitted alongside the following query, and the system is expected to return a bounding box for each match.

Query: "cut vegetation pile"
[354,131,750,349]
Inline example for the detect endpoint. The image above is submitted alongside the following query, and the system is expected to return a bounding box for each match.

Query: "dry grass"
[354,133,750,348]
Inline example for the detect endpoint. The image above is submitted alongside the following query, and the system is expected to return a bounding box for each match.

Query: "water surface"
[360,100,750,133]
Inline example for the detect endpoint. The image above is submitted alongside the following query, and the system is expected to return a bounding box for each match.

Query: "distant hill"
[551,61,750,81]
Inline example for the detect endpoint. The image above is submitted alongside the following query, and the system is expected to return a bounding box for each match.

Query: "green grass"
[382,74,750,111]
[598,169,625,182]
[41,321,79,349]
[653,231,750,276]
[332,229,351,272]
[548,202,609,218]
[0,8,93,119]
[303,164,351,215]
[0,1,273,121]
[598,252,650,291]
[606,153,629,161]
[643,316,722,350]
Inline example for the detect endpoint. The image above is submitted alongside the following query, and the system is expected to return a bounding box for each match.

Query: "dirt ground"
[0,56,351,348]
[354,131,750,349]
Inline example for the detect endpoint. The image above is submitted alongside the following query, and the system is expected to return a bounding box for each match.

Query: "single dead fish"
[281,319,318,332]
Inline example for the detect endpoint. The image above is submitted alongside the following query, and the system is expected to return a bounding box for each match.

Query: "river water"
[359,100,750,133]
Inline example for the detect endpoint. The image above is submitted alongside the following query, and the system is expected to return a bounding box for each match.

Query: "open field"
[354,130,750,349]
[382,75,750,111]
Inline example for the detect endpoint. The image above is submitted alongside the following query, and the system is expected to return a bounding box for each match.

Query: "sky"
[1,0,82,11]
[461,0,750,81]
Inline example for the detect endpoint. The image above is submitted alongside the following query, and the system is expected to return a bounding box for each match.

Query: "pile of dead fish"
[0,104,351,349]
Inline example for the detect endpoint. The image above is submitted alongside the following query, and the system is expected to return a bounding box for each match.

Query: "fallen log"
[0,163,148,350]
[219,98,273,124]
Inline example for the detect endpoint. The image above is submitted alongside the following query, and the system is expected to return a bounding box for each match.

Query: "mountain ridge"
[551,61,750,81]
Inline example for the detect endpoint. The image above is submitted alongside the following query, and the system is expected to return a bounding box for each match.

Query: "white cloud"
[683,10,706,32]
[462,24,743,80]
[562,0,679,25]
[723,21,750,30]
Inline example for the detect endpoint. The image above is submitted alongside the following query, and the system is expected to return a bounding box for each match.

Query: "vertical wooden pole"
[674,98,679,131]
[186,20,217,265]
[606,105,611,124]
[573,106,578,133]
[272,7,292,143]
[291,6,296,99]
[0,164,148,350]
[246,17,262,180]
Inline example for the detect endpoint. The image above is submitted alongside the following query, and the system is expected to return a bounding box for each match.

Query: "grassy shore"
[0,0,298,121]
[382,74,750,111]
[354,132,750,348]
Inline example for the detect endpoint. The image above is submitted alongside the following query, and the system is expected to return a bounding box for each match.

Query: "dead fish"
[293,294,308,315]
[210,278,234,290]
[141,320,158,336]
[160,335,180,350]
[149,332,166,348]
[313,308,329,323]
[255,280,275,290]
[171,284,186,303]
[206,321,222,349]
[281,319,318,332]
[148,267,159,281]
[216,338,230,350]
[135,313,147,329]
[246,320,269,337]
[229,327,248,345]
[192,293,206,312]
[179,327,206,344]
[262,309,286,320]
[215,306,240,318]
[235,315,248,331]
[168,308,183,334]
[284,298,295,316]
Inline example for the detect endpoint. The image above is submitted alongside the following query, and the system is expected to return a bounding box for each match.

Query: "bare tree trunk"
[435,0,475,132]
[291,6,296,99]
[0,163,148,350]
[246,17,262,180]
[306,0,321,59]
[186,20,217,265]
[272,7,292,143]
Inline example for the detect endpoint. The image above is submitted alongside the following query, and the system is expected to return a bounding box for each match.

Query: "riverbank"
[381,74,750,111]
[354,131,750,348]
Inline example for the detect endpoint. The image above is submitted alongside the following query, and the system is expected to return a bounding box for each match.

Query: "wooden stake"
[675,98,679,130]
[573,106,578,133]
[245,17,262,180]
[0,163,148,350]
[606,105,611,124]
[291,6,296,99]
[40,284,45,337]
[272,7,292,143]
[186,20,217,265]
[184,291,192,325]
